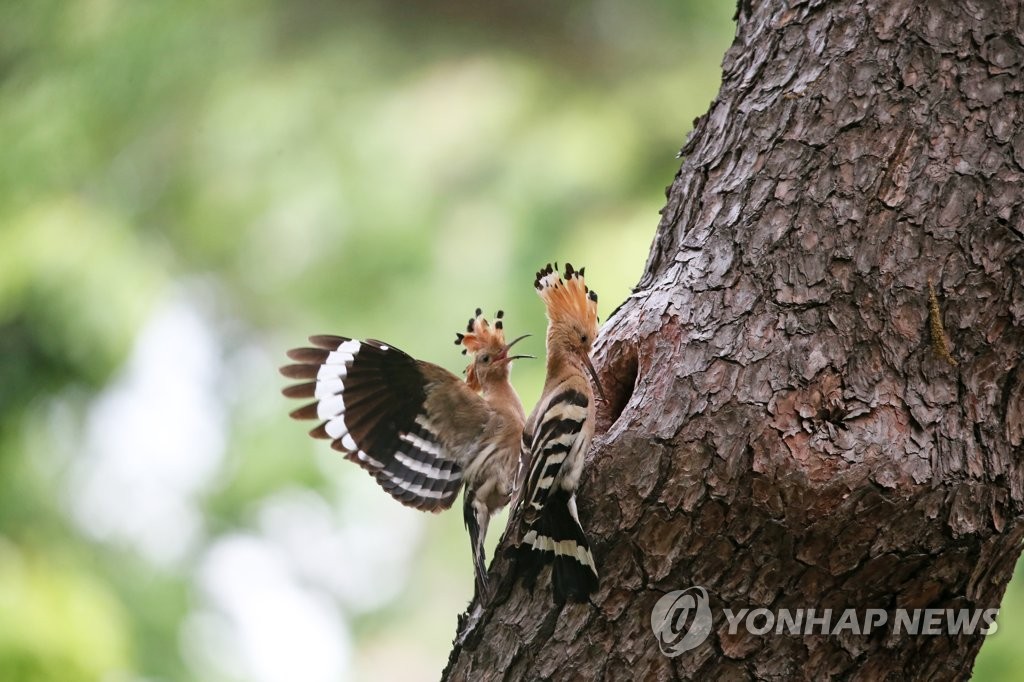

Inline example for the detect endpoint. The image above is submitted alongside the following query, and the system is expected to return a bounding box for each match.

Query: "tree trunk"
[443,0,1024,679]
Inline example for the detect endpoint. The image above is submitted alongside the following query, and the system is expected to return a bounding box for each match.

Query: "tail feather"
[516,489,598,603]
[464,490,491,601]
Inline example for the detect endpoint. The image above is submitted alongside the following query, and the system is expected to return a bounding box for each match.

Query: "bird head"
[455,309,531,391]
[534,262,603,398]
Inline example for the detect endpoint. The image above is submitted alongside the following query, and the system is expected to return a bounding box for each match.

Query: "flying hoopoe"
[280,310,529,600]
[514,262,602,604]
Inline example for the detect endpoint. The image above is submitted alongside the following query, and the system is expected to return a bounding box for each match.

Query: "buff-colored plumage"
[454,309,529,599]
[515,262,602,603]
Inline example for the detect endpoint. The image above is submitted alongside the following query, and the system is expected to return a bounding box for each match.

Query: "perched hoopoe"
[280,310,529,599]
[515,262,602,603]
[455,310,530,598]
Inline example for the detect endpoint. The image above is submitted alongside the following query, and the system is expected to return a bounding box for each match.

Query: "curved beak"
[495,334,534,364]
[583,354,606,402]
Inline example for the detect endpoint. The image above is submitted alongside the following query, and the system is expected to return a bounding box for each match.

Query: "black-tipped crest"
[533,261,599,330]
[534,262,557,290]
[457,310,506,355]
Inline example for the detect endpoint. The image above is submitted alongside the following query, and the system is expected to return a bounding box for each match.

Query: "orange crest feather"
[454,309,508,391]
[534,262,598,328]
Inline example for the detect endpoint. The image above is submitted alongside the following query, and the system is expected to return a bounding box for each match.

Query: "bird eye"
[481,354,490,363]
[580,335,587,343]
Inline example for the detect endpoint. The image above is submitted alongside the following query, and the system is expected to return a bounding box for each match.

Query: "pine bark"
[443,0,1024,679]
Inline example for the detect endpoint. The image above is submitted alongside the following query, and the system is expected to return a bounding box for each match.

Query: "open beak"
[582,354,606,402]
[495,334,534,364]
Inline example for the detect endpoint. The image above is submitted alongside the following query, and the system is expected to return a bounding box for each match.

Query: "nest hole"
[598,341,640,432]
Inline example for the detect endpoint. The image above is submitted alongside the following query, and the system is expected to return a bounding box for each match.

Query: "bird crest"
[534,262,598,329]
[455,309,509,391]
[454,308,507,356]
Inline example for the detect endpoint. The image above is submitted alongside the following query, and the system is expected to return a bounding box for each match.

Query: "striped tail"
[516,489,598,604]
[463,488,491,601]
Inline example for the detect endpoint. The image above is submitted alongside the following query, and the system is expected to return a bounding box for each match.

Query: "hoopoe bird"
[280,310,529,599]
[514,262,602,603]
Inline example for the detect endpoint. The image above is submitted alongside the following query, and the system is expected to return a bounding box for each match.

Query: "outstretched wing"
[281,335,466,512]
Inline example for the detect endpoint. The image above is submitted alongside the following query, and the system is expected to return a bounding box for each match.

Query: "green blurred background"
[0,1,1018,680]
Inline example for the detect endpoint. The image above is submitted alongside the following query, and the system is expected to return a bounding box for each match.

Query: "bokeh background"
[0,1,1019,680]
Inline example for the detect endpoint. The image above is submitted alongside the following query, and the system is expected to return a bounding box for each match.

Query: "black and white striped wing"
[281,335,464,512]
[516,387,598,602]
[522,388,590,515]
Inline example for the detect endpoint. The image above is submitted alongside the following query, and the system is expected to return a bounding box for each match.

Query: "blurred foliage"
[0,1,1017,680]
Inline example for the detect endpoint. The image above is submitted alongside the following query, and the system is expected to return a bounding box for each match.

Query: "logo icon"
[651,586,713,656]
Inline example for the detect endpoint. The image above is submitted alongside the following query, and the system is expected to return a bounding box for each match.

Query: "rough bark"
[443,0,1024,679]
